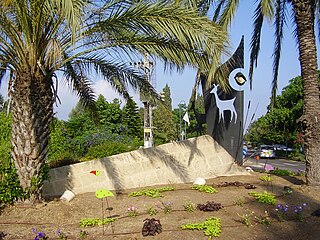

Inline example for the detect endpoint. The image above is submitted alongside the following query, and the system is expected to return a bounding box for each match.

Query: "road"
[242,156,306,173]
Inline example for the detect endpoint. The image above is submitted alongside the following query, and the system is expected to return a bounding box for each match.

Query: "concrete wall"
[42,135,248,197]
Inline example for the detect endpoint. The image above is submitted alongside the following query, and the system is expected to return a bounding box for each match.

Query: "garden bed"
[1,172,320,239]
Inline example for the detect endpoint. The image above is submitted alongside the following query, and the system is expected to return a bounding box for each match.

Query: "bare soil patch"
[1,172,320,240]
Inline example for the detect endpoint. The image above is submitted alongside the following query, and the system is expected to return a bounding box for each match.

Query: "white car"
[259,145,276,158]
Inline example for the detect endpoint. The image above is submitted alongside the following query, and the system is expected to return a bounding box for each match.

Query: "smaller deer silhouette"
[210,85,237,123]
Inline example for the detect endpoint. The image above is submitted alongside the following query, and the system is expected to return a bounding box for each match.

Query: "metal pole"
[179,105,182,141]
[149,101,153,147]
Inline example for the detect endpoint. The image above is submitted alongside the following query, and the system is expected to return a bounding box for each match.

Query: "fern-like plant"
[249,191,276,205]
[192,185,218,194]
[181,217,222,239]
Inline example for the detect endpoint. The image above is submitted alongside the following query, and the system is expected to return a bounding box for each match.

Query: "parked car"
[273,144,293,151]
[259,145,276,158]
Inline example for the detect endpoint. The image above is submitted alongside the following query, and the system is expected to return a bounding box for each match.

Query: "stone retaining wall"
[43,135,248,197]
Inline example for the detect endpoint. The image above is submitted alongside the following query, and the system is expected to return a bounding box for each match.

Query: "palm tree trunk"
[292,0,320,186]
[11,68,53,203]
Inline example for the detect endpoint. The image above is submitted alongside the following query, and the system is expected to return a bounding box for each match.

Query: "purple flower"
[32,228,37,234]
[55,229,61,236]
[37,232,44,238]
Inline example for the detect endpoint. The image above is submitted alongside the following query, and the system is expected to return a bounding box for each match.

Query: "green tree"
[153,84,176,144]
[0,0,227,202]
[122,97,143,139]
[212,0,320,186]
[187,93,207,138]
[67,102,96,137]
[245,73,319,152]
[47,119,78,167]
[173,102,188,141]
[96,96,123,134]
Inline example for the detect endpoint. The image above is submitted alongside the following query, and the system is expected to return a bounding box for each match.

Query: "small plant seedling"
[192,185,218,193]
[259,175,273,182]
[183,200,196,213]
[181,217,222,238]
[79,230,88,239]
[237,211,254,227]
[159,201,173,214]
[255,211,271,225]
[146,205,158,216]
[79,218,117,227]
[55,229,68,239]
[249,191,276,205]
[234,197,245,207]
[127,206,139,217]
[129,187,175,198]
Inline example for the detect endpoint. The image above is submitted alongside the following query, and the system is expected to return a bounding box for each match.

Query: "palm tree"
[212,0,320,186]
[0,0,228,202]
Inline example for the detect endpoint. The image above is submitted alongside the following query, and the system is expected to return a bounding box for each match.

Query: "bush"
[288,151,305,161]
[0,112,26,210]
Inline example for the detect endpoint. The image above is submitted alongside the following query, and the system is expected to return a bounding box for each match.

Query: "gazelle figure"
[210,85,237,123]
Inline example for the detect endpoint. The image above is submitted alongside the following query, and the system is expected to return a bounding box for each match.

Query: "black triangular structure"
[201,36,245,164]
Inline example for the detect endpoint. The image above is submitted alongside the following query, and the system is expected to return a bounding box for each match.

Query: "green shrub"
[0,112,26,210]
[270,169,295,176]
[181,217,222,238]
[79,218,116,227]
[259,175,273,182]
[192,185,218,194]
[288,151,305,161]
[129,187,175,198]
[249,191,276,205]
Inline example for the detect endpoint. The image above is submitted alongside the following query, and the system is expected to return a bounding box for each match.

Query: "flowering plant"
[127,206,139,217]
[55,229,68,239]
[146,205,158,216]
[255,211,271,225]
[237,211,254,227]
[159,201,173,214]
[275,204,288,222]
[294,203,307,221]
[32,228,48,240]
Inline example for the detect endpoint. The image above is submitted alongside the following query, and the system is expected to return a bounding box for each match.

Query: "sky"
[0,2,319,132]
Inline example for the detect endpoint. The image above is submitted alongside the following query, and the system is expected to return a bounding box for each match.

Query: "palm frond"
[261,0,275,20]
[88,56,158,101]
[62,53,96,108]
[212,0,228,22]
[91,0,228,72]
[216,0,239,30]
[48,0,86,41]
[249,2,264,89]
[270,0,287,108]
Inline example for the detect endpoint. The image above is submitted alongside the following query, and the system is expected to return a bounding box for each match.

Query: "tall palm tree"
[0,0,228,203]
[212,0,320,186]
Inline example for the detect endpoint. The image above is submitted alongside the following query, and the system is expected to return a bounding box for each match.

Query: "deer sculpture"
[210,85,237,124]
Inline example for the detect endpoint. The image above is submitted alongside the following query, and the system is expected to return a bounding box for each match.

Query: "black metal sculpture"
[201,36,245,164]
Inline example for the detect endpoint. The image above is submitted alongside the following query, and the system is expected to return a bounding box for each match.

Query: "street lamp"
[130,54,155,148]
